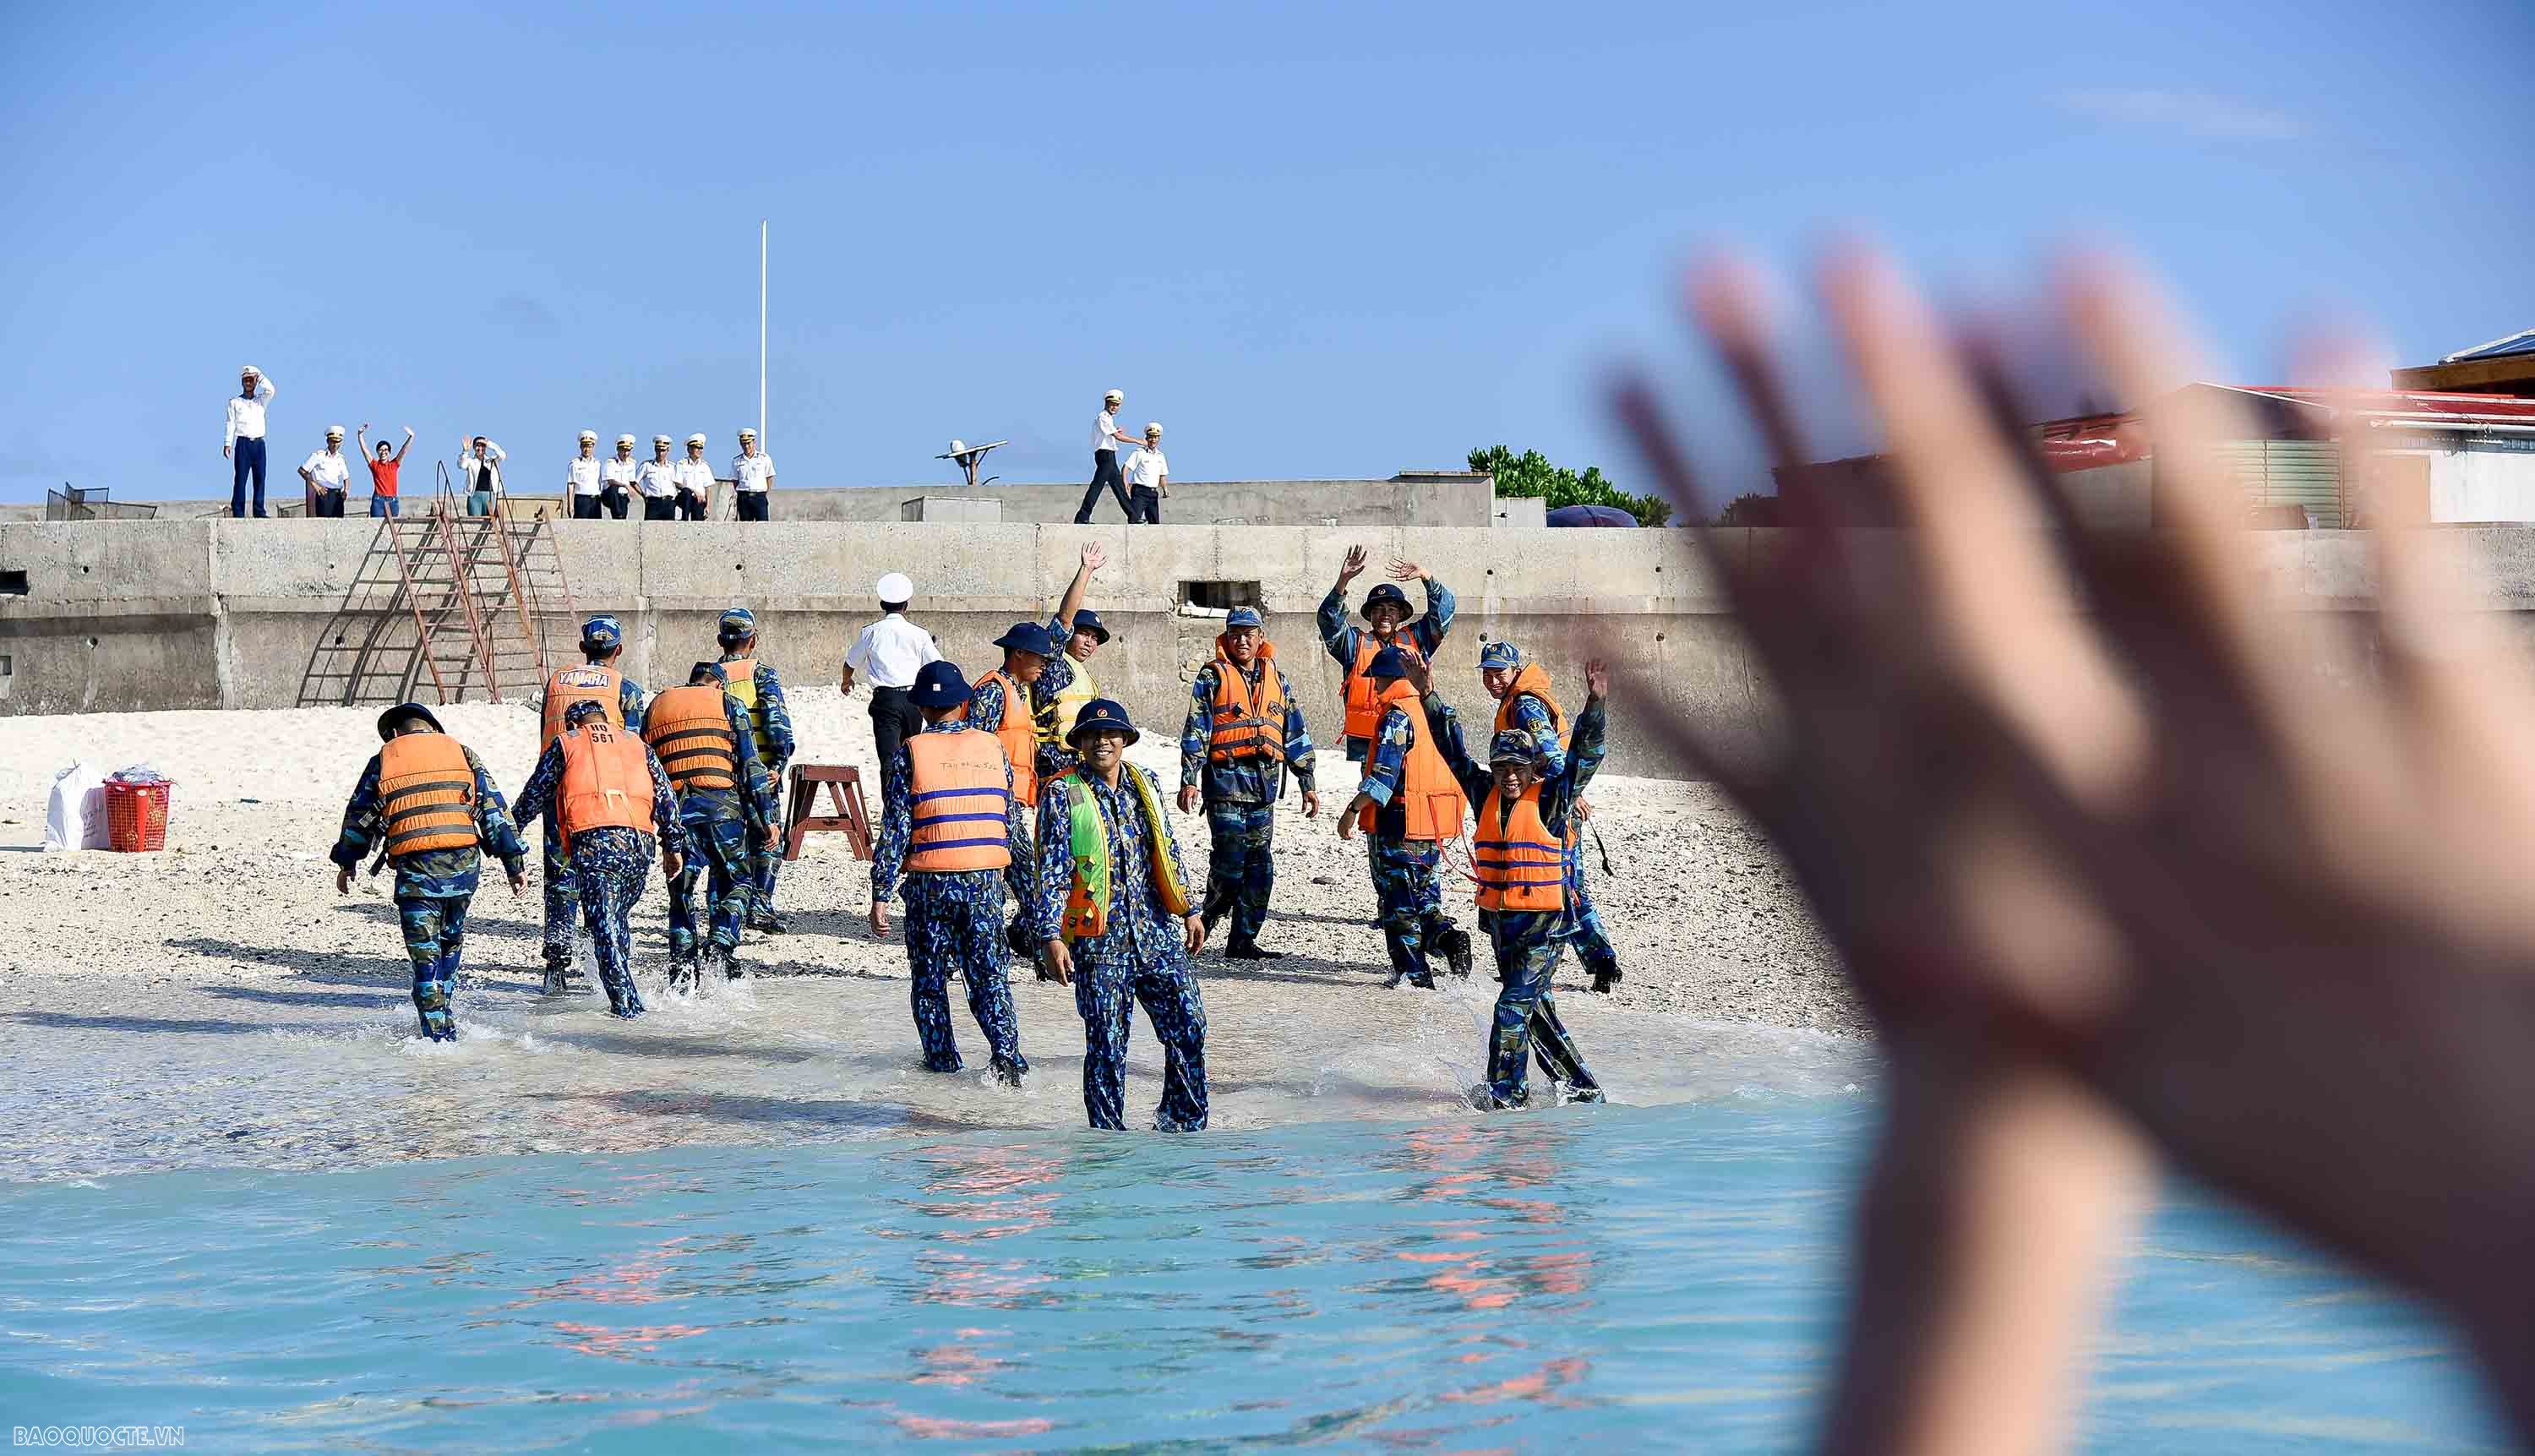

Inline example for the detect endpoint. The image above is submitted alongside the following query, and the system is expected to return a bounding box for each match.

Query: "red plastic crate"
[104,779,172,852]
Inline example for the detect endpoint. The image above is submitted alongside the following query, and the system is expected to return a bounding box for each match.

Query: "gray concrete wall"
[5,518,2511,778]
[0,472,1499,528]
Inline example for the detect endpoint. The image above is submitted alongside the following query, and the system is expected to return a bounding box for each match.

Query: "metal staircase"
[294,466,576,707]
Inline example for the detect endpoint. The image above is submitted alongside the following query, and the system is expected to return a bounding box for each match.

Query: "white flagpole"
[758,220,768,446]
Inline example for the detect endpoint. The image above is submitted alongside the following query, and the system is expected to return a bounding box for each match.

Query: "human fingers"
[1818,248,2143,802]
[2055,252,2336,777]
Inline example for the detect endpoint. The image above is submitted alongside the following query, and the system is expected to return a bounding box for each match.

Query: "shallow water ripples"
[0,1102,2508,1453]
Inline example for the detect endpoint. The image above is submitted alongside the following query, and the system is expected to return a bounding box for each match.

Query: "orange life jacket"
[1494,666,1591,826]
[1342,634,1425,743]
[962,668,1040,809]
[643,684,738,793]
[542,663,624,746]
[905,728,1012,873]
[1355,679,1466,843]
[1208,640,1289,765]
[1475,783,1567,913]
[557,723,654,851]
[1492,663,1566,741]
[377,732,479,860]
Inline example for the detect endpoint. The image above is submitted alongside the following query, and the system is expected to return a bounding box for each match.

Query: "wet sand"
[0,690,1870,1181]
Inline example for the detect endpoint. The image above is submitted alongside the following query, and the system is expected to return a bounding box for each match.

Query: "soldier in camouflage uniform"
[1336,647,1473,989]
[653,661,781,989]
[1034,699,1211,1132]
[1176,606,1320,958]
[1479,640,1622,994]
[1419,655,1611,1109]
[329,703,529,1042]
[512,700,688,1020]
[1026,541,1108,789]
[962,620,1060,971]
[1317,546,1456,763]
[532,616,648,994]
[714,608,798,934]
[870,661,1029,1084]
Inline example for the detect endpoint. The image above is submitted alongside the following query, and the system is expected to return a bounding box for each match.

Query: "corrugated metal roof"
[2031,386,2535,441]
[2219,385,2535,423]
[2443,327,2535,364]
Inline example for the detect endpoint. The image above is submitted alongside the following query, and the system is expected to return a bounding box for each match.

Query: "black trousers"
[311,488,347,518]
[676,489,708,521]
[1074,450,1130,523]
[869,687,923,772]
[572,494,602,520]
[602,486,631,519]
[1129,486,1162,525]
[736,491,770,521]
[643,496,676,520]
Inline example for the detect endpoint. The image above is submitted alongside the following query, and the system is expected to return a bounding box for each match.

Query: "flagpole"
[758,220,768,446]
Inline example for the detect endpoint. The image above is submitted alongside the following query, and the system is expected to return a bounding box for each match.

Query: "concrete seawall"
[1,473,1502,528]
[0,518,1730,775]
[0,519,2507,778]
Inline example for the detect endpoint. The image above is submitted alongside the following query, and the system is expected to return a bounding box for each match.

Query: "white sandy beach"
[0,687,1869,1181]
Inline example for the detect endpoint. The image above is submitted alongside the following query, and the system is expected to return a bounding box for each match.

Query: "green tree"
[1467,444,1673,527]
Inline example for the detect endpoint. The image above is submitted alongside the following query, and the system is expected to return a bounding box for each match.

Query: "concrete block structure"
[8,515,2535,780]
[899,496,1004,523]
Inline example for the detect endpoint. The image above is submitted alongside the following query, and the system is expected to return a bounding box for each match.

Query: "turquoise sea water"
[0,1098,2506,1453]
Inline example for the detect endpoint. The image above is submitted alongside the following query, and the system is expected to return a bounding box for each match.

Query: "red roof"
[2038,385,2535,431]
[2020,387,2535,472]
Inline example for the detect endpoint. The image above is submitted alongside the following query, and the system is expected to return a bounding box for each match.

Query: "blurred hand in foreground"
[1615,248,2535,1451]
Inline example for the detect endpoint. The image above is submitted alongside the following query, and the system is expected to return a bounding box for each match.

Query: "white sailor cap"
[240,364,263,377]
[578,429,597,443]
[875,571,913,603]
[324,424,345,439]
[738,427,758,440]
[1143,421,1163,437]
[651,434,671,446]
[614,434,635,449]
[685,433,707,448]
[1103,388,1124,404]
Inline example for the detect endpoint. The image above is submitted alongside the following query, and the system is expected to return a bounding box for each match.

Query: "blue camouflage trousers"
[540,818,577,959]
[1370,837,1453,984]
[1564,838,1620,980]
[747,757,787,920]
[571,826,654,1017]
[668,796,753,959]
[1077,951,1209,1132]
[901,871,1028,1076]
[1485,935,1601,1109]
[397,892,472,1042]
[1567,891,1619,979]
[1200,801,1277,942]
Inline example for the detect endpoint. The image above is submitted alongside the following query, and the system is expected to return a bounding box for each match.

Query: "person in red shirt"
[358,423,414,518]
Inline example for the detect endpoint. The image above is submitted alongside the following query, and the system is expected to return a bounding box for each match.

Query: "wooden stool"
[784,764,874,862]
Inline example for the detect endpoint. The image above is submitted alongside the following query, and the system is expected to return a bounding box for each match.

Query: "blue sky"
[3,0,2529,504]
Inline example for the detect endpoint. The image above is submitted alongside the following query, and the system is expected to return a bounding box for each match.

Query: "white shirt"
[844,613,940,689]
[732,450,776,493]
[303,449,350,489]
[224,376,275,448]
[601,456,640,494]
[461,446,505,494]
[636,460,679,499]
[673,458,715,495]
[1093,408,1124,455]
[566,455,602,496]
[1124,445,1169,489]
